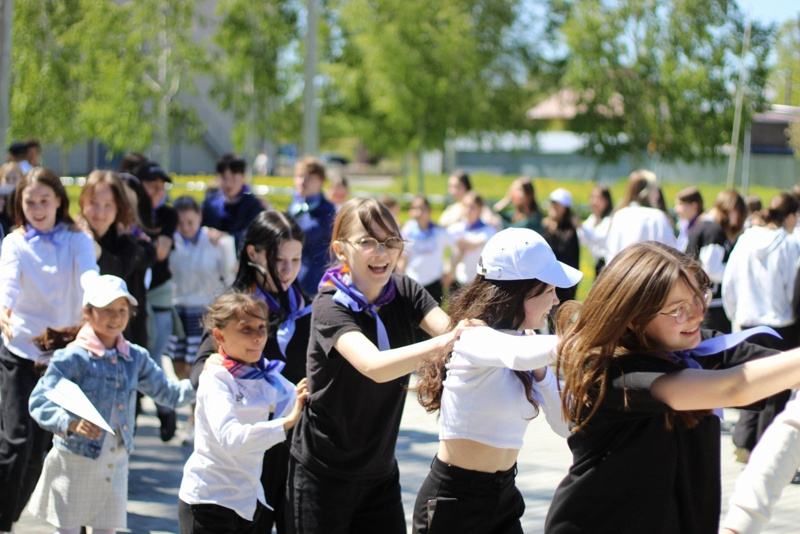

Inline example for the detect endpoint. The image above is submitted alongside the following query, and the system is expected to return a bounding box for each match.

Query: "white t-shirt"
[440,327,569,449]
[401,220,450,287]
[170,227,236,308]
[722,226,800,328]
[578,214,611,264]
[447,220,496,284]
[605,204,677,261]
[723,391,800,534]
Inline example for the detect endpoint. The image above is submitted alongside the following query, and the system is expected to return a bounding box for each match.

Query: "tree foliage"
[10,0,84,149]
[210,0,301,154]
[10,0,207,169]
[548,0,773,163]
[769,16,800,106]
[322,0,535,156]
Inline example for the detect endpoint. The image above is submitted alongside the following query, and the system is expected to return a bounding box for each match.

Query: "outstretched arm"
[334,312,476,384]
[721,394,800,534]
[651,347,800,411]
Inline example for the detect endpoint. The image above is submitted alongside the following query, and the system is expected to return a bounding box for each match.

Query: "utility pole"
[302,0,318,157]
[0,0,14,152]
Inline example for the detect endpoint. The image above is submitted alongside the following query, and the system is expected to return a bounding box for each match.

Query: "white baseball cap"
[82,274,138,308]
[549,188,573,208]
[477,228,583,288]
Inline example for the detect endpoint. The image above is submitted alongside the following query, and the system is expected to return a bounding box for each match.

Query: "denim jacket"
[29,343,195,459]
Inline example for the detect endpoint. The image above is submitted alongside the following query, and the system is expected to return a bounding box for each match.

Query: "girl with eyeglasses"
[287,198,474,534]
[721,192,800,462]
[544,242,800,534]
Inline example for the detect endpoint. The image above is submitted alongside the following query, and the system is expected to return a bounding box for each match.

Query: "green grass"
[65,171,787,302]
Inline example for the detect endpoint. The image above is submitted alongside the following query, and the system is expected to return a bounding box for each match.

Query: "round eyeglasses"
[658,288,713,324]
[340,237,405,256]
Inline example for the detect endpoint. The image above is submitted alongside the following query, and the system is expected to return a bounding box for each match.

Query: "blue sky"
[736,0,797,27]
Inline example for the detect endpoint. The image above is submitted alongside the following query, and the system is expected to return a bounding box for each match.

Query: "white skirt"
[28,432,128,529]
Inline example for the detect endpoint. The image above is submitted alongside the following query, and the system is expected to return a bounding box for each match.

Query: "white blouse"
[179,366,296,520]
[0,226,99,361]
[440,327,569,450]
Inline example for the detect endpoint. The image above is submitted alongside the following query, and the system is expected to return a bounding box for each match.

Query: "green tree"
[210,0,301,163]
[129,0,208,171]
[9,0,84,157]
[10,0,208,170]
[323,0,534,185]
[548,0,773,163]
[769,15,800,106]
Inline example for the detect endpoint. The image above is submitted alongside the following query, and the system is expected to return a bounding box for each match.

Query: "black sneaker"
[157,409,177,442]
[792,470,800,485]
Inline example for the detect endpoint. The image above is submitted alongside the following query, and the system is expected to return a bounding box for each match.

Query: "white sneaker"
[180,423,195,447]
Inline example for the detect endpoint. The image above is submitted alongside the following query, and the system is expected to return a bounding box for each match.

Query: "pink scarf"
[70,324,131,360]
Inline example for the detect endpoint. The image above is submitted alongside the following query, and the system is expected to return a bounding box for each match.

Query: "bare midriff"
[437,438,519,473]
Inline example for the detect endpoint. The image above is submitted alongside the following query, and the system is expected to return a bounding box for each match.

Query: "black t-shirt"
[147,204,178,290]
[543,225,579,302]
[685,220,728,261]
[97,226,156,347]
[544,330,776,534]
[290,274,438,480]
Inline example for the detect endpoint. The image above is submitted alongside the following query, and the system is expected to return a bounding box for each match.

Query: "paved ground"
[18,393,800,533]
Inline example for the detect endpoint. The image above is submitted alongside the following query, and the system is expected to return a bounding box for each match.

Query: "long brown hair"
[712,189,746,243]
[13,167,74,229]
[78,170,139,237]
[512,177,540,220]
[555,242,710,432]
[616,169,657,211]
[416,276,548,414]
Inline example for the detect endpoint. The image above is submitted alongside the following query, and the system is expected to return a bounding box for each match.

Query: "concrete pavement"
[17,395,800,534]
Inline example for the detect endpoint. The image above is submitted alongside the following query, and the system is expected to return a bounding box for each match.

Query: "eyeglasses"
[340,237,405,255]
[658,288,713,324]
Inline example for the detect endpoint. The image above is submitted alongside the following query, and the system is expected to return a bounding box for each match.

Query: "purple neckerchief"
[254,284,312,358]
[179,227,203,246]
[206,190,229,222]
[130,225,145,240]
[672,326,780,418]
[319,266,396,350]
[673,326,780,367]
[466,218,487,231]
[405,220,437,240]
[24,222,65,243]
[221,349,293,416]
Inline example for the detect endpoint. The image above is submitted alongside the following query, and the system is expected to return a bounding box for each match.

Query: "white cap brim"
[537,260,583,288]
[85,290,138,308]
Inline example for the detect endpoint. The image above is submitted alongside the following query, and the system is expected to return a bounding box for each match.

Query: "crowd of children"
[5,145,800,534]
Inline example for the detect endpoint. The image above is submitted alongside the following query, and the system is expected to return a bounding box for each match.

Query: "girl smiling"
[287,198,473,533]
[0,168,99,533]
[545,242,800,534]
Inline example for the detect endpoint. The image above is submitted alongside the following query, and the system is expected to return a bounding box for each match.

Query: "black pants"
[0,344,52,531]
[732,325,797,451]
[286,457,406,534]
[412,456,524,534]
[178,499,266,534]
[255,442,290,534]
